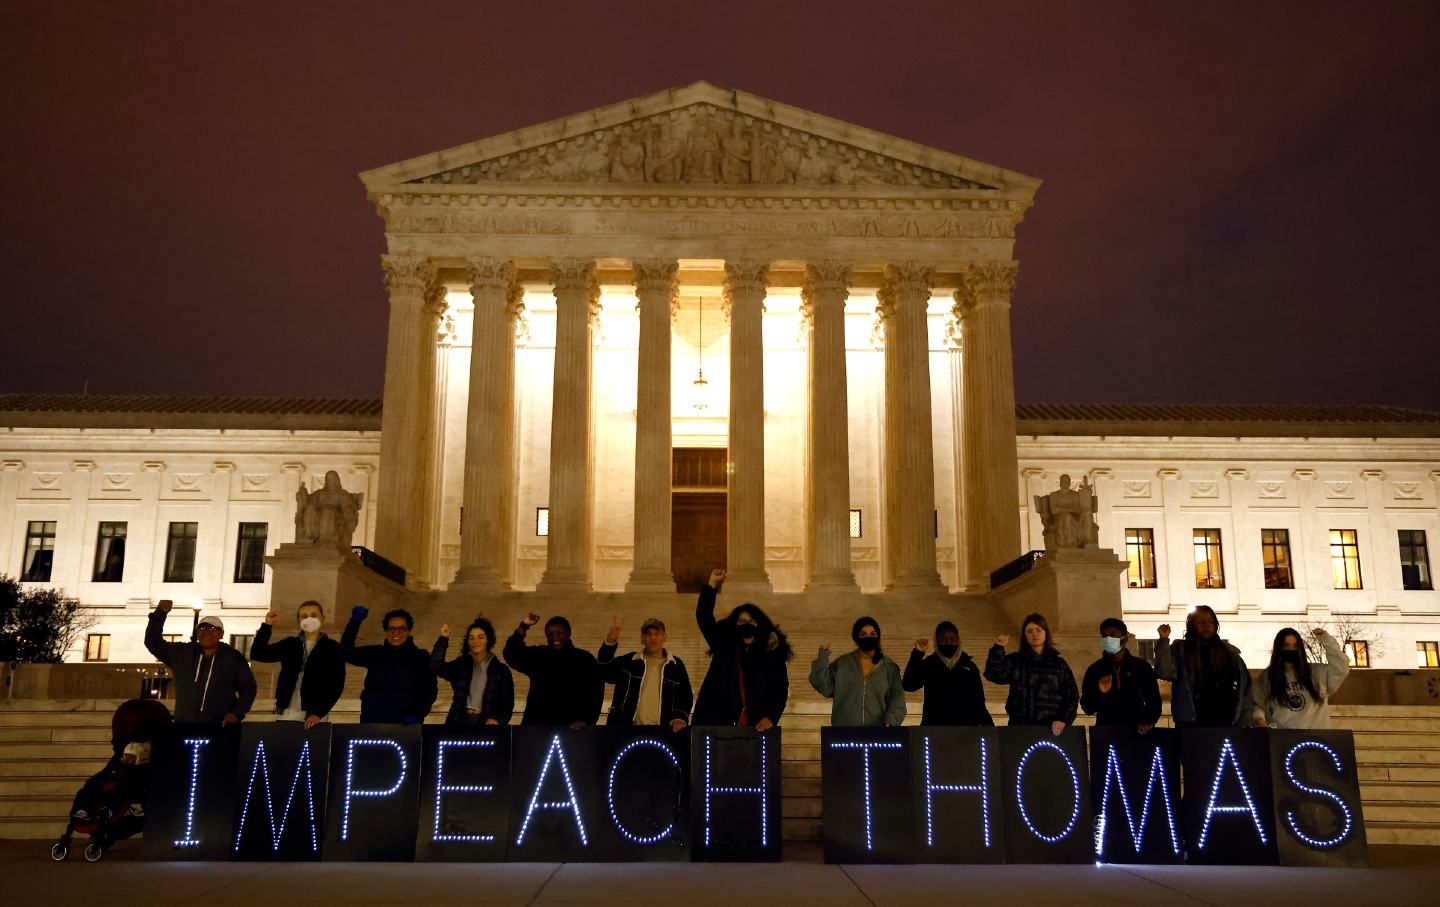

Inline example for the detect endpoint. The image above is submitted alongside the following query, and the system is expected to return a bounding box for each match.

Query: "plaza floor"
[7,841,1439,906]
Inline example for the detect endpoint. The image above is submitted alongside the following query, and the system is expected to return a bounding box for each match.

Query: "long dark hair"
[1266,627,1321,704]
[851,616,883,662]
[1182,605,1232,679]
[1016,612,1059,657]
[710,602,793,662]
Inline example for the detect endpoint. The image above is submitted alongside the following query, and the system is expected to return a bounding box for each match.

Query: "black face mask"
[1281,650,1302,664]
[856,637,879,653]
[738,625,758,642]
[937,644,959,659]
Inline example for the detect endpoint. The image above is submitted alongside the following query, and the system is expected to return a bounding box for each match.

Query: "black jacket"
[339,618,438,724]
[597,643,693,727]
[691,586,790,727]
[502,630,603,726]
[984,644,1079,726]
[901,649,993,726]
[144,609,256,724]
[430,637,516,725]
[1080,651,1163,728]
[248,625,345,720]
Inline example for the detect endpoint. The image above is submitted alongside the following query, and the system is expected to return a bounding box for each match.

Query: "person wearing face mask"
[596,615,693,730]
[810,617,906,727]
[692,569,792,729]
[1080,618,1161,733]
[249,600,345,729]
[144,599,256,725]
[341,605,438,725]
[1153,605,1250,728]
[984,612,1078,736]
[901,621,993,726]
[503,613,603,728]
[432,616,515,726]
[1251,627,1349,730]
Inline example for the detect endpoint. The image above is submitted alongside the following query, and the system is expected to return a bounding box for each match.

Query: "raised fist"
[1312,628,1326,638]
[351,605,369,623]
[157,599,174,613]
[440,624,450,638]
[605,615,622,645]
[263,611,279,625]
[1157,623,1172,640]
[915,639,929,653]
[995,634,1010,647]
[819,643,832,652]
[708,568,727,589]
[520,612,540,628]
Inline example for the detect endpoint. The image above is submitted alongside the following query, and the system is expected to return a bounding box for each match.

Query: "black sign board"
[142,723,240,861]
[1178,728,1277,865]
[506,726,603,862]
[233,722,332,861]
[998,726,1093,863]
[1269,729,1369,868]
[820,727,914,863]
[1088,727,1183,864]
[594,725,692,861]
[416,724,512,862]
[688,727,782,862]
[908,727,1005,864]
[322,724,422,862]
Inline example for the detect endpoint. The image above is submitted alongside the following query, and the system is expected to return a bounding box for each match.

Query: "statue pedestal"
[988,547,1126,666]
[265,543,405,619]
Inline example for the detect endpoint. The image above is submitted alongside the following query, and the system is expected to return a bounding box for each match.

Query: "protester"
[503,613,602,727]
[144,600,256,725]
[249,600,345,728]
[1153,605,1251,728]
[340,606,437,725]
[597,615,693,730]
[984,612,1077,735]
[692,569,791,729]
[901,621,993,726]
[431,616,515,726]
[1080,617,1161,733]
[810,616,906,727]
[1251,627,1350,730]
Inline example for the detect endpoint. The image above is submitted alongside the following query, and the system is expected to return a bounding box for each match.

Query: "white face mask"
[1100,636,1124,655]
[299,617,322,634]
[122,742,151,765]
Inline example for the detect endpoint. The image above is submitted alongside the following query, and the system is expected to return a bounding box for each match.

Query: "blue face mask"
[1100,636,1124,655]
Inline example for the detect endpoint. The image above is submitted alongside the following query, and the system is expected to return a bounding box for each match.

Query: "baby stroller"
[51,698,172,862]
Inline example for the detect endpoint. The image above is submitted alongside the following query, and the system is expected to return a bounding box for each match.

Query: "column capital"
[1292,468,1317,480]
[631,258,679,296]
[381,253,440,301]
[467,257,523,320]
[954,260,1020,316]
[722,259,769,321]
[550,257,601,324]
[800,261,851,319]
[877,261,934,320]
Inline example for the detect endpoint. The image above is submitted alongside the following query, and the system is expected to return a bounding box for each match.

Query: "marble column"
[955,260,1022,589]
[375,254,440,581]
[878,262,943,591]
[626,259,679,593]
[802,262,858,592]
[723,260,772,595]
[453,258,522,591]
[538,259,600,592]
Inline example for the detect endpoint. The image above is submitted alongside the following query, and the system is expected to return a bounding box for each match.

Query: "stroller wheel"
[83,842,104,862]
[50,842,69,862]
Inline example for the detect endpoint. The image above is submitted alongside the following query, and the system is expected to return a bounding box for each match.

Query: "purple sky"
[2,2,1437,408]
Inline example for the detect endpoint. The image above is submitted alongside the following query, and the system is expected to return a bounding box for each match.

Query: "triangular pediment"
[360,81,1039,195]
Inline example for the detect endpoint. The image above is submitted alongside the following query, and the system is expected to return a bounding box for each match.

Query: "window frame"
[1260,527,1294,589]
[83,633,111,663]
[163,521,199,583]
[849,508,863,540]
[1192,528,1225,589]
[22,520,57,583]
[1399,529,1433,591]
[1329,528,1363,590]
[1343,639,1371,669]
[1417,641,1439,669]
[233,521,269,584]
[1124,528,1157,589]
[92,521,128,583]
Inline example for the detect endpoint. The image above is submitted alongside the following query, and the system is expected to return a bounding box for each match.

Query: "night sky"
[3,2,1437,408]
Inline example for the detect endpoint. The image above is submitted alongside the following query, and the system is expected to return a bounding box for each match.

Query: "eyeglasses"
[196,624,221,633]
[385,625,409,633]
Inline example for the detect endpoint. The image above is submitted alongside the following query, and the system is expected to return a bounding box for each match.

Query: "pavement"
[9,841,1440,906]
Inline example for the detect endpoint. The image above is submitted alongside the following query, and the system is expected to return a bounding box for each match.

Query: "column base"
[536,568,592,594]
[885,568,946,593]
[449,565,511,593]
[804,570,860,595]
[624,569,677,594]
[720,570,772,604]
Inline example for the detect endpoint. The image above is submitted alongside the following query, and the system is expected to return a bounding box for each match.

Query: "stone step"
[1358,763,1440,782]
[0,727,112,744]
[1366,821,1440,846]
[0,796,69,819]
[1334,718,1440,732]
[1360,780,1440,802]
[0,777,84,798]
[0,742,112,760]
[0,759,109,778]
[0,816,63,839]
[0,711,115,727]
[783,817,821,842]
[1360,800,1440,823]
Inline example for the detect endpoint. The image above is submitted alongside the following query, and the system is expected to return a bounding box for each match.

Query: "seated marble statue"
[1035,474,1100,550]
[294,470,362,550]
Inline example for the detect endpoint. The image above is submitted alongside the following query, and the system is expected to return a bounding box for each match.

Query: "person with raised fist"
[1153,605,1250,728]
[340,605,437,725]
[810,616,906,727]
[984,612,1078,736]
[1251,627,1350,730]
[901,621,992,726]
[596,615,693,730]
[144,599,256,725]
[692,568,792,729]
[503,612,602,727]
[249,600,345,728]
[431,615,514,726]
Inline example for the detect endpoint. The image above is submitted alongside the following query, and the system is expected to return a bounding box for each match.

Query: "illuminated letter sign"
[322,725,422,862]
[1269,729,1369,868]
[418,725,510,862]
[1179,729,1277,865]
[233,723,331,861]
[507,728,602,862]
[999,726,1093,863]
[596,728,691,861]
[821,728,914,863]
[910,728,1004,863]
[141,724,239,862]
[1088,727,1182,864]
[690,727,781,862]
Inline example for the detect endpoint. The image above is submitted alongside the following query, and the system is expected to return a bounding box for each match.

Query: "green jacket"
[809,648,907,727]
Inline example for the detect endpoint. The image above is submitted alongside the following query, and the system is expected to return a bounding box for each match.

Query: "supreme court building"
[2,83,1439,668]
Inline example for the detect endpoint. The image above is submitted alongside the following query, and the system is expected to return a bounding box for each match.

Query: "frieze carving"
[1325,480,1355,500]
[410,105,991,190]
[1257,480,1287,499]
[1122,480,1151,498]
[1393,481,1422,500]
[1189,480,1219,499]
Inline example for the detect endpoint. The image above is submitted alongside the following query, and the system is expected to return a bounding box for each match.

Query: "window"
[1418,641,1439,668]
[162,634,184,644]
[1260,528,1294,589]
[233,522,268,583]
[92,521,128,582]
[164,521,199,583]
[1136,639,1157,664]
[1124,528,1157,588]
[1399,530,1433,591]
[22,521,57,582]
[84,634,111,662]
[849,509,863,539]
[535,507,549,537]
[229,634,254,658]
[1343,639,1370,668]
[1193,528,1225,589]
[1329,529,1363,590]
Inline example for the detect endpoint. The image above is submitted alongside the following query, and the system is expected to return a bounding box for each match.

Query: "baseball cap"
[196,614,225,632]
[640,617,666,633]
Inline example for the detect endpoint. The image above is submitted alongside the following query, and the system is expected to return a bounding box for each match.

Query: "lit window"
[1193,529,1225,589]
[1417,641,1439,669]
[1399,530,1433,591]
[1125,528,1157,588]
[84,634,110,662]
[1260,529,1293,589]
[162,634,184,644]
[22,520,57,582]
[536,507,550,537]
[164,521,199,583]
[1329,530,1363,590]
[229,634,254,658]
[92,521,128,583]
[1343,639,1370,668]
[234,522,268,583]
[849,509,863,539]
